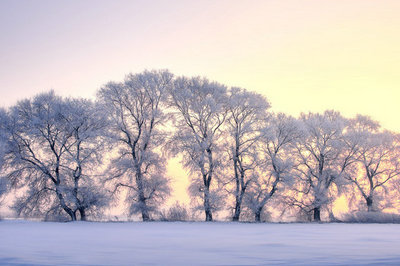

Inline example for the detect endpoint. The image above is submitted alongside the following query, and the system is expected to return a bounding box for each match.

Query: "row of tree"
[0,70,399,222]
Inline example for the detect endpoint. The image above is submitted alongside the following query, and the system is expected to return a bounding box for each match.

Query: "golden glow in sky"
[1,0,399,131]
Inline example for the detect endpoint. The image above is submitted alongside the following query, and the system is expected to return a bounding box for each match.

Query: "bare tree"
[0,108,9,202]
[61,98,110,220]
[98,70,173,221]
[346,115,400,212]
[225,87,270,221]
[291,111,357,221]
[2,92,109,221]
[245,113,299,222]
[168,76,228,221]
[5,92,77,220]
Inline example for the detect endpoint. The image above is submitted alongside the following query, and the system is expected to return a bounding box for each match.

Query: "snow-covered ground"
[0,221,399,265]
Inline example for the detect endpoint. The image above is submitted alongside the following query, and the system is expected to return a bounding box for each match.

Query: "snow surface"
[0,221,400,265]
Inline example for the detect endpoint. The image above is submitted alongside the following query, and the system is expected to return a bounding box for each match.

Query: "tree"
[168,76,228,221]
[0,108,9,202]
[98,70,173,221]
[60,98,110,220]
[245,113,299,222]
[3,92,108,221]
[225,87,270,221]
[346,115,400,212]
[291,111,356,221]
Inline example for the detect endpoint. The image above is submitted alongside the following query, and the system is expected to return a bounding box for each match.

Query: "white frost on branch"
[98,70,173,221]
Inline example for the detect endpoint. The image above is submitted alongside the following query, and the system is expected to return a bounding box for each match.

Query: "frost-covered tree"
[98,70,173,221]
[168,76,228,221]
[2,92,108,221]
[245,113,299,222]
[60,98,110,220]
[291,111,356,221]
[345,115,400,212]
[225,87,270,221]
[0,108,9,202]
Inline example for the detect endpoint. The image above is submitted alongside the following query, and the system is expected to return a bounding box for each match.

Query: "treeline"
[0,70,399,222]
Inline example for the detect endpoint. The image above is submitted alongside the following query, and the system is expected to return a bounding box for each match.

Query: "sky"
[1,0,400,214]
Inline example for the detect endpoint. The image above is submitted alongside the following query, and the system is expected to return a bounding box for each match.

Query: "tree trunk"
[204,186,213,221]
[136,168,150,221]
[61,204,76,221]
[205,208,213,222]
[366,196,373,212]
[233,186,246,221]
[232,154,241,222]
[73,175,86,221]
[313,207,321,222]
[139,191,150,221]
[255,207,262,222]
[54,161,76,221]
[55,187,76,221]
[232,201,241,221]
[141,208,150,221]
[79,207,87,221]
[68,210,77,221]
[203,148,214,222]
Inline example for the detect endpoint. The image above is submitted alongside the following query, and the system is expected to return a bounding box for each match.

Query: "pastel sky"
[1,0,400,127]
[1,0,399,210]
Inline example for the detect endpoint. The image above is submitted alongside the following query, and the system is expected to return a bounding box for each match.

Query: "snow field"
[0,221,400,265]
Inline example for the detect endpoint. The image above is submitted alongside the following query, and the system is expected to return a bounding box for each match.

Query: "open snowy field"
[0,221,399,265]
